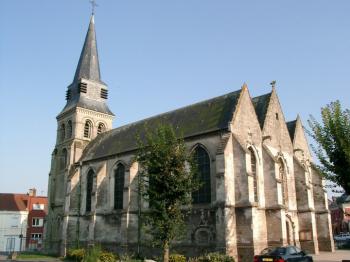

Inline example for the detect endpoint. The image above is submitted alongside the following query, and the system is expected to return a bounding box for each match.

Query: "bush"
[191,252,234,262]
[67,248,86,261]
[66,247,117,262]
[85,245,101,262]
[169,254,186,262]
[99,251,117,262]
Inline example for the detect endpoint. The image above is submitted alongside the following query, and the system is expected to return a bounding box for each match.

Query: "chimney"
[28,188,37,197]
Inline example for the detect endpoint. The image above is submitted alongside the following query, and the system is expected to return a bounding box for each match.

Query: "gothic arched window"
[114,163,125,210]
[67,120,72,138]
[61,149,67,170]
[278,159,288,205]
[84,120,92,138]
[60,124,65,141]
[97,123,106,135]
[86,170,94,212]
[249,147,258,203]
[192,146,211,204]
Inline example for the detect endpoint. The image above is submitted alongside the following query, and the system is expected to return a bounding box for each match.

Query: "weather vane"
[90,0,98,15]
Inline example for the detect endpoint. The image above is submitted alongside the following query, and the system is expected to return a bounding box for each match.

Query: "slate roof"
[286,120,297,141]
[59,15,113,117]
[0,194,28,212]
[73,15,101,83]
[81,89,242,161]
[61,95,114,116]
[252,92,272,129]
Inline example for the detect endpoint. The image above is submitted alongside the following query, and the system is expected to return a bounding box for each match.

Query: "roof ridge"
[80,89,243,161]
[252,91,272,100]
[111,89,242,133]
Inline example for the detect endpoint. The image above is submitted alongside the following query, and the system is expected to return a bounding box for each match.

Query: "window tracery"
[192,146,211,204]
[249,147,258,203]
[86,169,94,212]
[114,163,125,210]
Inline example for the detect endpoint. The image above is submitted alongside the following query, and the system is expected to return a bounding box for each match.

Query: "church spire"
[73,15,101,83]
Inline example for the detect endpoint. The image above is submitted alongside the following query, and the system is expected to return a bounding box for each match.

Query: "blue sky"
[0,1,349,195]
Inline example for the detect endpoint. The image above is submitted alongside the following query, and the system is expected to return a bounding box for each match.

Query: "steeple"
[59,14,114,117]
[73,15,101,83]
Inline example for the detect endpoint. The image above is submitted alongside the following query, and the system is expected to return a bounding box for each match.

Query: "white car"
[334,232,350,241]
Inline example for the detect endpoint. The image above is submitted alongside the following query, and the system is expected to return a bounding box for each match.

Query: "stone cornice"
[76,107,114,120]
[57,106,114,121]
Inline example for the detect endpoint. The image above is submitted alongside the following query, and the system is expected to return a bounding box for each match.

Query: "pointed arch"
[60,123,65,141]
[278,158,288,205]
[86,169,94,212]
[248,147,259,203]
[61,148,68,170]
[192,145,211,204]
[114,163,125,209]
[84,120,93,138]
[67,120,73,138]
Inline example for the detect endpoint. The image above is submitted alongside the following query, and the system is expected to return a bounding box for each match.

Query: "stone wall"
[48,86,335,259]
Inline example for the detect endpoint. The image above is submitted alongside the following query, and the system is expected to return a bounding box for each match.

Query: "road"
[312,250,350,262]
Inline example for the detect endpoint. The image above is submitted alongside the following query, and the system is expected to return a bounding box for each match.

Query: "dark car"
[254,246,313,262]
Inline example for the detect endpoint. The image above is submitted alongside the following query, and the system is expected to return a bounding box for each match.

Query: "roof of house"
[0,193,28,212]
[81,89,243,161]
[252,92,272,129]
[286,120,297,142]
[61,95,114,116]
[80,87,298,163]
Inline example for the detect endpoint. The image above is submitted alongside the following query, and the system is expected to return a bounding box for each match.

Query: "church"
[45,14,334,261]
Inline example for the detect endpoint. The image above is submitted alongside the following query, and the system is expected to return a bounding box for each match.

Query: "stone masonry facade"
[45,15,334,262]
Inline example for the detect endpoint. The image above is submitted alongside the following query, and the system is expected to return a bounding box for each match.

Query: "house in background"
[25,189,48,251]
[0,189,47,253]
[329,194,350,235]
[0,194,28,253]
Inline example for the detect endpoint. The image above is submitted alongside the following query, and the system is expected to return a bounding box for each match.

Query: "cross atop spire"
[270,80,276,89]
[90,0,98,15]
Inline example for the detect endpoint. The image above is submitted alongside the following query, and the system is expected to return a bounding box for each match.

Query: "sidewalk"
[312,250,350,262]
[0,255,60,262]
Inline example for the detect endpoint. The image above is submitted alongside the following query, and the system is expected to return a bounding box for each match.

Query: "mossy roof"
[286,120,297,142]
[252,92,272,129]
[81,89,242,162]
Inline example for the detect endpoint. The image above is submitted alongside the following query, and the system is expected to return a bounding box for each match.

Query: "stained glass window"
[114,164,125,209]
[192,146,211,204]
[86,170,94,212]
[249,148,258,203]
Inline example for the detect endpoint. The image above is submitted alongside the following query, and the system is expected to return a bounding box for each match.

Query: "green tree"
[308,100,350,194]
[136,124,198,262]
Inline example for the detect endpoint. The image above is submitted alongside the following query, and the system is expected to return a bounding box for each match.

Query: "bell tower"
[46,14,114,253]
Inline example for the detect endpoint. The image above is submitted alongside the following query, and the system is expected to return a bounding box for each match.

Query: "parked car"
[334,232,350,241]
[254,246,313,262]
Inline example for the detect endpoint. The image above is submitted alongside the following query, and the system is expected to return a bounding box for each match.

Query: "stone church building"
[45,15,334,261]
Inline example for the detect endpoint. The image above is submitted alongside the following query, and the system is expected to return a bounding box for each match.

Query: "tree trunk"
[163,240,169,262]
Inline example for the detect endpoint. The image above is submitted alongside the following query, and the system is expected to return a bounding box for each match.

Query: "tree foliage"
[308,100,350,194]
[136,124,198,262]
